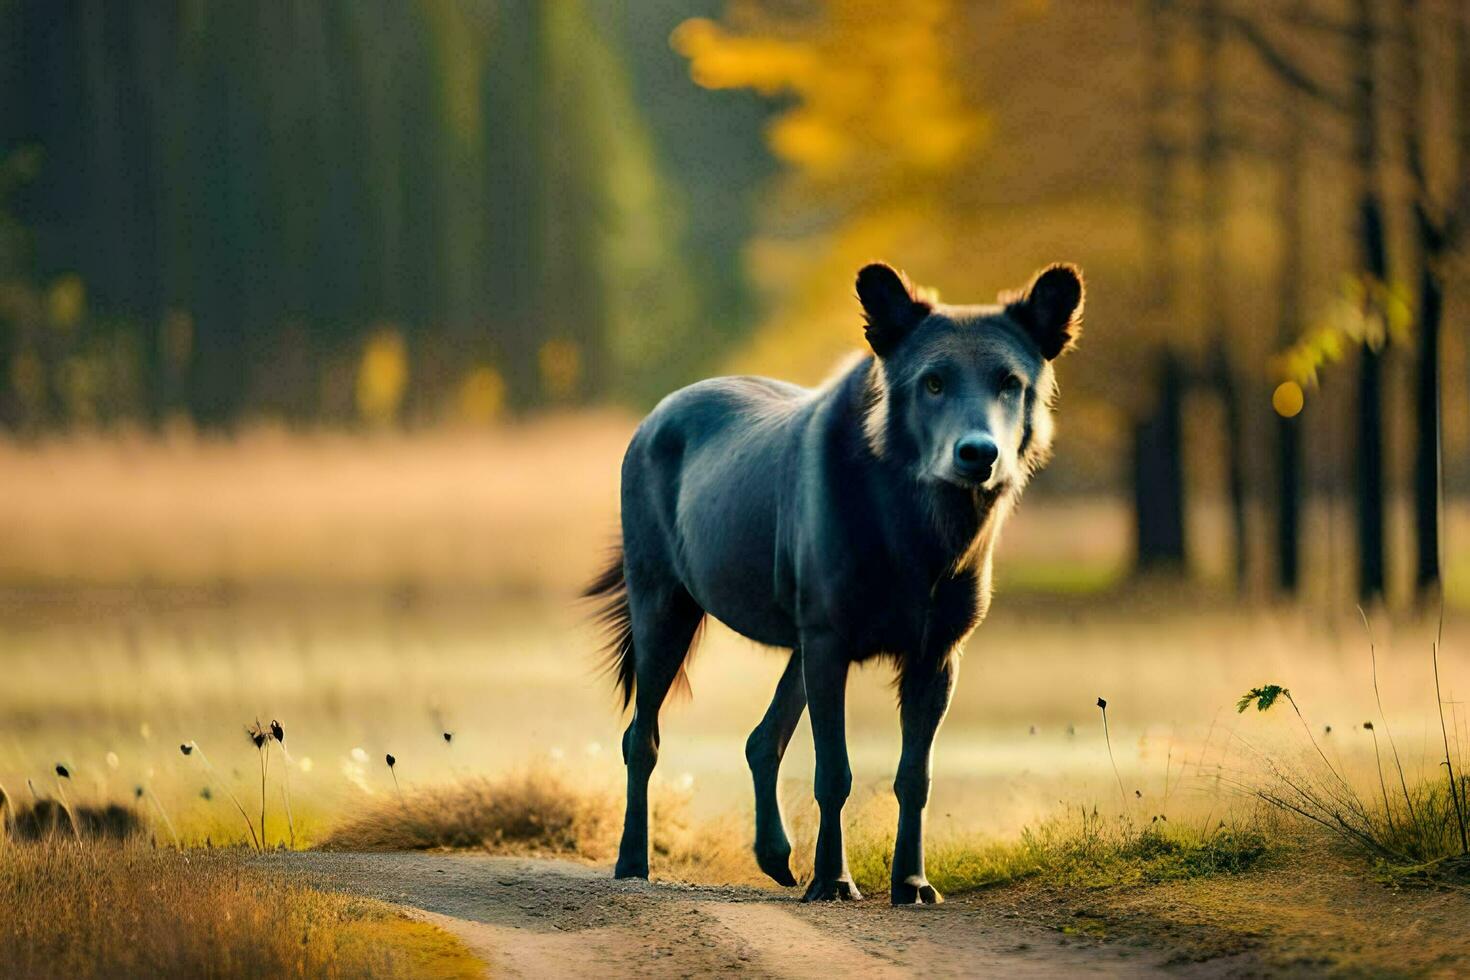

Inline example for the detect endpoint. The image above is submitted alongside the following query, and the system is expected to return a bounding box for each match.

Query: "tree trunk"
[1275,11,1306,595]
[1412,250,1441,598]
[1199,0,1248,589]
[1133,0,1187,576]
[1350,0,1387,603]
[1134,352,1188,571]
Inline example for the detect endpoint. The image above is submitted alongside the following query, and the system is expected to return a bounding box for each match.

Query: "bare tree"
[1274,0,1308,596]
[1135,0,1189,573]
[1393,0,1470,603]
[1228,0,1390,602]
[1198,0,1250,591]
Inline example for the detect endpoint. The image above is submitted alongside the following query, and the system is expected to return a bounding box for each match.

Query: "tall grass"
[319,767,756,882]
[1235,620,1470,868]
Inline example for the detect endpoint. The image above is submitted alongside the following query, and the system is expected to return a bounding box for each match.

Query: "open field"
[4,427,1470,975]
[3,426,1470,849]
[2,578,1468,850]
[4,420,1470,604]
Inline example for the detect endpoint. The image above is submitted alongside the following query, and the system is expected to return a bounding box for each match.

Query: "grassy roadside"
[320,770,1470,974]
[321,769,1272,893]
[973,835,1470,976]
[0,842,484,979]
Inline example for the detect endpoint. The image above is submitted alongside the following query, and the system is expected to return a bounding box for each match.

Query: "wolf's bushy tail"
[583,548,636,711]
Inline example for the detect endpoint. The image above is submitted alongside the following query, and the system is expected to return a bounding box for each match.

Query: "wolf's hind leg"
[745,649,806,886]
[614,585,703,880]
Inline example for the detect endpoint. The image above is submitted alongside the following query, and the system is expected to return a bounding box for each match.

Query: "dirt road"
[273,852,1205,978]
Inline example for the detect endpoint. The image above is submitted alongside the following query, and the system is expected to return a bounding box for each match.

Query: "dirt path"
[269,852,1195,978]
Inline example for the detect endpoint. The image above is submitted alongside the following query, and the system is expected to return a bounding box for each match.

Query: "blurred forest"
[1,0,1469,605]
[0,0,774,425]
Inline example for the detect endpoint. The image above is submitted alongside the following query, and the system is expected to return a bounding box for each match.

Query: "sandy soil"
[266,851,1238,978]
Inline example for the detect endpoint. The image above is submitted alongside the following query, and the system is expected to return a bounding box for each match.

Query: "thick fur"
[590,261,1083,894]
[589,268,1079,692]
[583,550,637,711]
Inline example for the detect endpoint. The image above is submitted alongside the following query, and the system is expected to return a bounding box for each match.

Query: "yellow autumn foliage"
[673,0,990,378]
[673,0,982,189]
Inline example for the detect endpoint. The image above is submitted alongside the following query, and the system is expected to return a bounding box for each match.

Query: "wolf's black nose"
[953,435,998,480]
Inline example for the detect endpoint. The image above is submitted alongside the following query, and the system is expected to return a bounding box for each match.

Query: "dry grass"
[0,841,482,979]
[5,424,1470,604]
[320,769,757,885]
[316,768,1271,898]
[0,416,633,593]
[3,586,1468,856]
[323,770,622,855]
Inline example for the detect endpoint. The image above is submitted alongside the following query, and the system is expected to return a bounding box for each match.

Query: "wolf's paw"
[755,844,798,887]
[890,875,943,905]
[613,857,649,880]
[801,877,862,902]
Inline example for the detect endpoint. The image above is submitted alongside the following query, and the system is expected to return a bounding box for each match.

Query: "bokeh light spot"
[1272,381,1304,418]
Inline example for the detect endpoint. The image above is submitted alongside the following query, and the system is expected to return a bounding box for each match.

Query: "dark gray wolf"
[585,261,1084,903]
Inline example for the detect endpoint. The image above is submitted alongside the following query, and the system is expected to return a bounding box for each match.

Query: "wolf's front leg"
[890,654,958,904]
[800,634,861,901]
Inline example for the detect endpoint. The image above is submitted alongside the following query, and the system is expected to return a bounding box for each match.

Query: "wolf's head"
[856,262,1084,494]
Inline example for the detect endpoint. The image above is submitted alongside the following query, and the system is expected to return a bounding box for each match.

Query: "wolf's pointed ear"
[1005,263,1084,360]
[857,263,930,357]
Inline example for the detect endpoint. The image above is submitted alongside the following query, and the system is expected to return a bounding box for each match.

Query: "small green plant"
[1236,625,1470,867]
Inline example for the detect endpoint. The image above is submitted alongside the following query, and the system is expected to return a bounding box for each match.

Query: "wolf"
[585,261,1084,903]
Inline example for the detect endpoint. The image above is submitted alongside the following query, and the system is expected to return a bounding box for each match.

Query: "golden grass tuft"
[319,769,759,883]
[0,842,482,979]
[322,770,621,855]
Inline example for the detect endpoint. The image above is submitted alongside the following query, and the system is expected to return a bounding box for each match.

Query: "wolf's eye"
[1001,375,1024,397]
[923,374,944,395]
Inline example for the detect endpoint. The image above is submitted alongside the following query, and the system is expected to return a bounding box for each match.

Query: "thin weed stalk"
[1362,722,1397,837]
[1282,690,1352,796]
[248,720,271,848]
[387,754,402,802]
[143,785,181,850]
[1431,625,1468,853]
[1160,743,1172,809]
[186,741,260,849]
[1428,332,1468,854]
[53,772,81,843]
[275,730,296,849]
[259,742,269,848]
[1358,606,1417,823]
[1097,698,1128,808]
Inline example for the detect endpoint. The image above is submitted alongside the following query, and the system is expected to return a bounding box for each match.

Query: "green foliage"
[0,0,730,428]
[1237,670,1470,867]
[845,808,1270,897]
[1236,684,1290,714]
